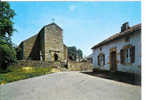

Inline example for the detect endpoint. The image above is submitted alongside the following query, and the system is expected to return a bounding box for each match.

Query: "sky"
[9,1,141,57]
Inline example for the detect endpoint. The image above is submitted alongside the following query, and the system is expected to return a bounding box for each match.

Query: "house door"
[110,51,117,72]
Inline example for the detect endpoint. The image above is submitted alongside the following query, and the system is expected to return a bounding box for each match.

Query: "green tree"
[77,49,83,61]
[68,46,77,61]
[16,47,23,60]
[0,2,16,71]
[0,36,16,70]
[68,46,83,61]
[0,2,16,37]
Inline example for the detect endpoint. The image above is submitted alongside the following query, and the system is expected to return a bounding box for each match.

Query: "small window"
[98,54,105,66]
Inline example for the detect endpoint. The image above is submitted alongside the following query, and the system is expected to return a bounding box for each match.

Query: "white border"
[142,0,144,100]
[0,0,143,99]
[1,0,141,1]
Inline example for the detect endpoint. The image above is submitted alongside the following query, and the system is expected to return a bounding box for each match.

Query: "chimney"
[121,22,130,32]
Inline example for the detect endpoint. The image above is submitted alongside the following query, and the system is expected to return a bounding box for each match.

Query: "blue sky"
[9,1,141,56]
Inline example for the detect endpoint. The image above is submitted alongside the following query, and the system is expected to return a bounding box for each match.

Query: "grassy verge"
[0,66,59,85]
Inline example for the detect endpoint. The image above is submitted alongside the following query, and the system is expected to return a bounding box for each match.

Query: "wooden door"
[110,51,117,72]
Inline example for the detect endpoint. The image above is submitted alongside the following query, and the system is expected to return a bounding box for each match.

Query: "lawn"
[0,66,59,85]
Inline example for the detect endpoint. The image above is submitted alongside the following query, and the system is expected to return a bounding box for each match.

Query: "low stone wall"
[67,61,92,71]
[12,60,92,71]
[13,60,63,68]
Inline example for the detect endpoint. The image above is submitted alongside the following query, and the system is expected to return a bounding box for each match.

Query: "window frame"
[120,44,135,65]
[98,53,105,66]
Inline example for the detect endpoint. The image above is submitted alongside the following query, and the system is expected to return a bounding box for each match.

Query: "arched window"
[98,53,105,66]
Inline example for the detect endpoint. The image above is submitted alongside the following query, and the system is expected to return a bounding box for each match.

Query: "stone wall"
[44,24,65,62]
[13,60,63,68]
[20,27,45,60]
[23,34,38,60]
[67,61,92,71]
[13,60,92,71]
[63,45,68,62]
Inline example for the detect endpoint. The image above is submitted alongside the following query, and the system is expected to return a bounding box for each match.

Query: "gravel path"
[0,71,141,100]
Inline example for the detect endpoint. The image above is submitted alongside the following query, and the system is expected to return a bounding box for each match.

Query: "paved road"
[0,72,141,100]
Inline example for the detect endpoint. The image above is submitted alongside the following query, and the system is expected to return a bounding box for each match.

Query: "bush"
[0,36,16,70]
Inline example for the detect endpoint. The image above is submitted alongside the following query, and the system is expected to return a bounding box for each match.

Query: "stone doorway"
[54,53,58,61]
[110,51,117,72]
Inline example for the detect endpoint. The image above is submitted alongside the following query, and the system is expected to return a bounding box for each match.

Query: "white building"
[91,22,141,75]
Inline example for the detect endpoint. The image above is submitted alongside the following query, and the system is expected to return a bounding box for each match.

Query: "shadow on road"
[81,70,141,86]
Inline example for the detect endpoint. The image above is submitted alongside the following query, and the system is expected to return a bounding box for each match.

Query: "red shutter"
[98,55,100,65]
[130,46,135,63]
[120,49,124,64]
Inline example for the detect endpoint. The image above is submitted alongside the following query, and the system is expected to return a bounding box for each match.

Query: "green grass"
[0,66,53,85]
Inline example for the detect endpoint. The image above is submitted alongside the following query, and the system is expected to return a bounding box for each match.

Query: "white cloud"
[69,5,76,12]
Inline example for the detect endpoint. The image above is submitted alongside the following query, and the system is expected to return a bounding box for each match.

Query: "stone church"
[18,23,68,62]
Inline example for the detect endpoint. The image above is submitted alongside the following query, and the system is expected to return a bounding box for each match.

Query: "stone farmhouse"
[18,23,68,63]
[91,22,141,75]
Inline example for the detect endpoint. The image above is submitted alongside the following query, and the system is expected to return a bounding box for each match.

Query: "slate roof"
[91,23,141,49]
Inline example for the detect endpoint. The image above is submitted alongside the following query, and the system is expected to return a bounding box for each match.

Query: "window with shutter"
[120,49,124,64]
[121,45,135,64]
[98,55,100,65]
[103,55,105,65]
[131,46,135,63]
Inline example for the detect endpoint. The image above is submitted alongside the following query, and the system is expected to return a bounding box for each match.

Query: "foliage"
[16,47,23,60]
[0,36,16,70]
[77,49,83,61]
[68,46,77,61]
[68,46,83,61]
[0,2,16,70]
[0,2,16,36]
[0,66,53,85]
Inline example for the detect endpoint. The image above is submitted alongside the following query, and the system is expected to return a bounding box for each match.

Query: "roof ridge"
[91,23,141,49]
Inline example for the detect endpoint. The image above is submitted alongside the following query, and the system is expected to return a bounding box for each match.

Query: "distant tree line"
[68,46,83,61]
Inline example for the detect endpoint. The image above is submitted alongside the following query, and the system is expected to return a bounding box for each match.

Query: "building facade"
[91,22,141,75]
[18,23,68,62]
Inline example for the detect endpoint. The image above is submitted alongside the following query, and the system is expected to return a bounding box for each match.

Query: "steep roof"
[22,34,38,43]
[91,23,141,49]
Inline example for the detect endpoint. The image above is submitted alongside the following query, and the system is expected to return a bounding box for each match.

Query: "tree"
[68,46,77,61]
[68,46,83,61]
[0,36,16,70]
[16,47,23,60]
[0,2,16,37]
[0,2,16,71]
[77,49,83,61]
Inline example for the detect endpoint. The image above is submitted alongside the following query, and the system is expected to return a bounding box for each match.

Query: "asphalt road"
[0,72,141,100]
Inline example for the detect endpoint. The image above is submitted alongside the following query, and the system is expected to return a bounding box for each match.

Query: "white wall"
[92,31,141,75]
